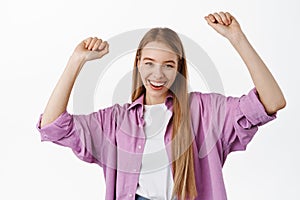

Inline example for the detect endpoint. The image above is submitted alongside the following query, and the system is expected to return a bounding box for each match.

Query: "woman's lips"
[148,80,166,90]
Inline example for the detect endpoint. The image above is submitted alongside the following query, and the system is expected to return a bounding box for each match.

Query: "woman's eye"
[165,64,174,68]
[145,62,153,66]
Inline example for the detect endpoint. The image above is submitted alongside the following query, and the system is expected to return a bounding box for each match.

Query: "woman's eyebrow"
[143,57,176,64]
[143,57,156,62]
[164,60,176,64]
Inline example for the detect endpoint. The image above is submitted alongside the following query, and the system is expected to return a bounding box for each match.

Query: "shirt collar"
[127,92,174,111]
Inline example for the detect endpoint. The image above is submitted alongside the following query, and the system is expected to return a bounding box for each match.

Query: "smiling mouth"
[148,80,167,90]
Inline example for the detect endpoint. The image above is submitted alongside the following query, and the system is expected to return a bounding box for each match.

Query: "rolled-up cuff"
[36,111,73,141]
[239,88,276,126]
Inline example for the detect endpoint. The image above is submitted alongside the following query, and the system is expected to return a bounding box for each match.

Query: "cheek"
[166,70,177,81]
[138,67,149,83]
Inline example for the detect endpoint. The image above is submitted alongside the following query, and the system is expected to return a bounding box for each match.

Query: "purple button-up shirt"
[36,88,276,200]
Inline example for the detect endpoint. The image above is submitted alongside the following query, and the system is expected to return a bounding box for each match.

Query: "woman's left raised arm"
[204,12,286,115]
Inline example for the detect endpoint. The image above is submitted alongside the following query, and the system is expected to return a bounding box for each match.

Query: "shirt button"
[128,193,133,197]
[138,145,142,149]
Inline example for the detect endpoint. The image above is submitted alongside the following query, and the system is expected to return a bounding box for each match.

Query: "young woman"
[37,12,286,200]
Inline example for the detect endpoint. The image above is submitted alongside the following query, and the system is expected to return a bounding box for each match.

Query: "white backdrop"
[1,0,299,199]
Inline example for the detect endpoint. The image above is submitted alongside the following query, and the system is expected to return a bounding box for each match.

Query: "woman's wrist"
[70,51,87,63]
[227,31,247,47]
[65,53,86,77]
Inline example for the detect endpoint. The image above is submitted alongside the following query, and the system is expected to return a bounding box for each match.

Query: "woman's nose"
[153,65,164,79]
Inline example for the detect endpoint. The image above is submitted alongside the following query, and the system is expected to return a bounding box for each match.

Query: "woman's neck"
[144,92,167,105]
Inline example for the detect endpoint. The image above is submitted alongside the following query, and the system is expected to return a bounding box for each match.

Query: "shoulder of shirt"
[189,91,227,100]
[110,103,132,111]
[93,103,132,115]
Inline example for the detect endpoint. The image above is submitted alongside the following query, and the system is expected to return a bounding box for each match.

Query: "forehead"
[141,42,178,62]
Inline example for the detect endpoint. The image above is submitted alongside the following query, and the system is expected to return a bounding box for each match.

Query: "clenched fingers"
[77,37,109,61]
[98,41,109,56]
[205,12,233,26]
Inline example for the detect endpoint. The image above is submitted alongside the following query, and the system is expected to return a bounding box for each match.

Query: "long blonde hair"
[131,28,197,199]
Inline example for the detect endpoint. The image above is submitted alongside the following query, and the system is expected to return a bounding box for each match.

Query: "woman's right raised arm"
[40,37,109,128]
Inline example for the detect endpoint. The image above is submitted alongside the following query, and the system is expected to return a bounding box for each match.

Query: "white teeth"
[149,80,165,87]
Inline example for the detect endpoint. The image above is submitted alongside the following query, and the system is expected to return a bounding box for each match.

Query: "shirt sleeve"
[36,106,119,167]
[221,88,276,159]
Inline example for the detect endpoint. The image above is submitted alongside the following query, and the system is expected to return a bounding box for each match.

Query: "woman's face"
[138,41,179,105]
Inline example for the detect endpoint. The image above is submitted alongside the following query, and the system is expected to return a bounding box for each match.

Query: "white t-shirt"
[135,103,174,200]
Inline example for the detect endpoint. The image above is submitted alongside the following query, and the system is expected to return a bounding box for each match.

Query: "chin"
[147,87,168,96]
